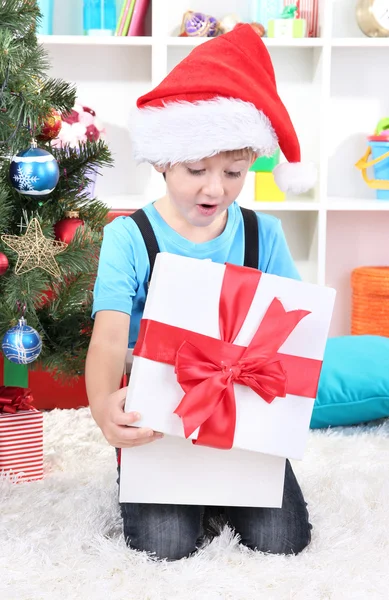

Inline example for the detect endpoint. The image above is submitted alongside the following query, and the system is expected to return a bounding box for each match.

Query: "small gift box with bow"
[0,386,43,482]
[120,253,335,507]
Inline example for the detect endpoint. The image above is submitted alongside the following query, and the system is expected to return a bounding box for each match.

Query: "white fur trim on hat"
[273,161,317,194]
[130,97,278,166]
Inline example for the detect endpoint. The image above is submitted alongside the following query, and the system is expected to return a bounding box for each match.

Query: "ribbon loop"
[0,386,34,414]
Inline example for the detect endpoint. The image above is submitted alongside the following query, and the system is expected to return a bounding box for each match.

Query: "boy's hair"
[161,148,256,179]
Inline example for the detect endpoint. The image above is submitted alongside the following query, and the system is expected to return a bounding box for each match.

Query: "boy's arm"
[85,310,163,448]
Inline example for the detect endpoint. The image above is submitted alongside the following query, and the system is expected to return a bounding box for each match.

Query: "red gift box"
[0,387,43,482]
[284,0,319,37]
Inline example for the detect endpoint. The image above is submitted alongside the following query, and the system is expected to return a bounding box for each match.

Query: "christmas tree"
[0,0,113,385]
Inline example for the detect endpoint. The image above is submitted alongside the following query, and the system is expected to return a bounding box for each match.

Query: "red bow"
[134,263,319,450]
[0,386,34,414]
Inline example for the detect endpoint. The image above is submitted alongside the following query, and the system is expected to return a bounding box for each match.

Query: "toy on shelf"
[284,0,319,37]
[249,0,283,35]
[356,0,389,38]
[355,118,389,200]
[180,11,220,37]
[218,13,240,34]
[255,172,285,202]
[250,148,281,173]
[250,149,284,202]
[177,11,266,38]
[268,3,307,38]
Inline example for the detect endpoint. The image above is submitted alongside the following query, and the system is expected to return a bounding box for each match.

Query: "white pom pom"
[273,162,317,194]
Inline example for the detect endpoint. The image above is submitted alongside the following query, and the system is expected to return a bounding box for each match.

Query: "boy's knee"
[247,522,312,556]
[278,524,312,556]
[125,529,198,561]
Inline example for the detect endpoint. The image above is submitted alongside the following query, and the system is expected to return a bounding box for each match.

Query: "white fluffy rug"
[1,408,389,600]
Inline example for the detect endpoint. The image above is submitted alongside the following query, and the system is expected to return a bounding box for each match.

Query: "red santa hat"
[130,24,316,194]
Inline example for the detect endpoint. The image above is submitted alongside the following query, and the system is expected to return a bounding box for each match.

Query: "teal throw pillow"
[310,335,389,429]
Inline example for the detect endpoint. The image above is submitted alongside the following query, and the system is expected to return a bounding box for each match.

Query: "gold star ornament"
[1,218,68,279]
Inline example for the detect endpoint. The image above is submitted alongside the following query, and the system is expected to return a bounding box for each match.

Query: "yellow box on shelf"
[255,172,285,202]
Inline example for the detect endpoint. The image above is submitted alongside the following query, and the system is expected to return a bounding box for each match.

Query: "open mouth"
[197,203,218,215]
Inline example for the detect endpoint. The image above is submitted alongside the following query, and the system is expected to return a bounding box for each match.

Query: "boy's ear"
[250,152,258,167]
[153,164,167,180]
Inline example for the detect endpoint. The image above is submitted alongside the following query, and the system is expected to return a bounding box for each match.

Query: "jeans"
[117,457,312,561]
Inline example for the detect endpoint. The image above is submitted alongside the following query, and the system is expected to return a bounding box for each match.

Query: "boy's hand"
[93,386,164,448]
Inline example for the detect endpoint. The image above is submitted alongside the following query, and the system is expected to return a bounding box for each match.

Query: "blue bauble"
[9,146,59,196]
[2,317,42,364]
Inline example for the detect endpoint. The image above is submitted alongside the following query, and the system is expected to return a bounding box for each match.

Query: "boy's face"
[155,152,254,228]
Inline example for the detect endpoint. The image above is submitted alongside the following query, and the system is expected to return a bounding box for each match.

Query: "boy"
[85,24,316,561]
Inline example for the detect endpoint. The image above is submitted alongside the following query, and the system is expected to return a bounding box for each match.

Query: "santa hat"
[130,24,316,194]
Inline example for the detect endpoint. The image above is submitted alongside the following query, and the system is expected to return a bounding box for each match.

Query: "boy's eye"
[187,168,205,176]
[187,168,242,178]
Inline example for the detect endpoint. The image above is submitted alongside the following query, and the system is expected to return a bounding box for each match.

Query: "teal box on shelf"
[36,0,54,35]
[83,0,117,35]
[250,148,280,173]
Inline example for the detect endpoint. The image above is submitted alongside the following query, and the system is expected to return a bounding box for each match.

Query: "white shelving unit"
[39,0,389,337]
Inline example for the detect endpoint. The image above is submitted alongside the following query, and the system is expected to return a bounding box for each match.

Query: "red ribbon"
[0,386,34,414]
[134,263,322,450]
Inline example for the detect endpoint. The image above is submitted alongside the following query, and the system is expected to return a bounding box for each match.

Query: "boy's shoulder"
[104,201,156,235]
[254,209,282,237]
[103,211,149,246]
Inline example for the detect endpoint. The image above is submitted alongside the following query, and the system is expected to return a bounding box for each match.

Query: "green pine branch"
[0,0,115,379]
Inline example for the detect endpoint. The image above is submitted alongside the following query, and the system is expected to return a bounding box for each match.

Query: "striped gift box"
[0,409,43,482]
[284,0,319,37]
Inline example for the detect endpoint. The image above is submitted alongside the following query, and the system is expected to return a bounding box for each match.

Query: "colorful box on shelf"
[0,387,43,482]
[268,18,307,38]
[250,149,280,173]
[255,172,285,201]
[355,118,389,201]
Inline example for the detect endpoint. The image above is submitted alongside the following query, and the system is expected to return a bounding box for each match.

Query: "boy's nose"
[203,177,224,199]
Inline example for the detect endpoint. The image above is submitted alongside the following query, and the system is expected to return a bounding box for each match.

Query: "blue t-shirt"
[92,201,300,348]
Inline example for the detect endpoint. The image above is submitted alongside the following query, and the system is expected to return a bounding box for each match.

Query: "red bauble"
[0,252,9,275]
[54,211,85,244]
[37,109,62,142]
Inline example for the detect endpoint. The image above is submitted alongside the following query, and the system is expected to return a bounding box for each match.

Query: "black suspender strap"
[130,206,259,282]
[240,206,259,269]
[130,209,160,282]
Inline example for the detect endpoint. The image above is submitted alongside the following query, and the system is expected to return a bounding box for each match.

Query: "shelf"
[241,201,321,212]
[38,34,389,50]
[38,35,324,48]
[327,198,389,210]
[102,195,147,210]
[331,38,389,47]
[166,36,323,48]
[38,35,152,46]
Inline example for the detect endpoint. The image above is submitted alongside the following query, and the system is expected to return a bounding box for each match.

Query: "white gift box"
[119,437,286,507]
[125,253,335,460]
